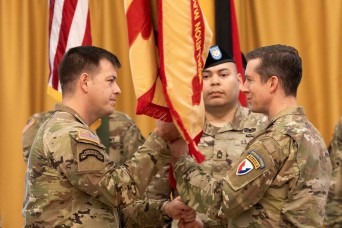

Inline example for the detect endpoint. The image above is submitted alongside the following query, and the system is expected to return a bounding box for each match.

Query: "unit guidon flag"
[125,0,212,163]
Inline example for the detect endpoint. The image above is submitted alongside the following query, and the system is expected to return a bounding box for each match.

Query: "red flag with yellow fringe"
[125,0,212,164]
[125,0,170,121]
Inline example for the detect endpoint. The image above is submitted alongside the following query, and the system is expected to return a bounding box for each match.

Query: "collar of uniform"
[266,106,305,128]
[203,103,248,135]
[230,103,251,130]
[54,103,88,126]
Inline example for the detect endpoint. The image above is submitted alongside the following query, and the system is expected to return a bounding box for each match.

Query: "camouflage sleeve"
[121,161,173,226]
[108,112,145,165]
[22,116,40,164]
[325,118,342,227]
[49,128,170,209]
[122,120,145,162]
[121,199,172,227]
[173,137,282,220]
[197,213,228,227]
[146,164,173,200]
[22,111,54,164]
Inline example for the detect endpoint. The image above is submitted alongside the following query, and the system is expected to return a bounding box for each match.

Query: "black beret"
[204,45,235,69]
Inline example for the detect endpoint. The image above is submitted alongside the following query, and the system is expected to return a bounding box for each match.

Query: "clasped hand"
[164,196,196,222]
[155,120,188,158]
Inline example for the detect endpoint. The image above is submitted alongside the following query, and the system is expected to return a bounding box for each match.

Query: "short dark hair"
[246,44,302,96]
[58,46,121,95]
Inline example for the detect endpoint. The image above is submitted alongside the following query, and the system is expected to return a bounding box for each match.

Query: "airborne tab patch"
[247,150,265,169]
[79,149,104,162]
[236,159,254,175]
[78,131,100,144]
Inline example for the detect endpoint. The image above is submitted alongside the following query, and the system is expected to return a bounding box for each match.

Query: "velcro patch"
[79,149,104,162]
[78,131,100,144]
[263,140,276,154]
[71,130,106,173]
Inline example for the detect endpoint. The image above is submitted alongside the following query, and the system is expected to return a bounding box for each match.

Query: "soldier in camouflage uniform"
[22,111,55,164]
[22,46,180,227]
[122,45,267,227]
[108,112,145,165]
[325,117,342,227]
[22,111,145,165]
[171,44,332,227]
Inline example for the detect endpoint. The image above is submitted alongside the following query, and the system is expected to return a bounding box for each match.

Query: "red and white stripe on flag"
[125,0,212,162]
[48,0,92,101]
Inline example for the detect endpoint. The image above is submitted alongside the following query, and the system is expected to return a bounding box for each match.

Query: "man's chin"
[104,108,115,117]
[248,105,255,111]
[206,101,225,107]
[249,106,262,114]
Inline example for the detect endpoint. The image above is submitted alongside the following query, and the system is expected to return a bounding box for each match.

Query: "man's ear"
[237,73,244,90]
[269,76,279,93]
[80,73,90,92]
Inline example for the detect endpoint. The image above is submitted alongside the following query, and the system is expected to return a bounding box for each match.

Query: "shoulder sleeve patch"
[79,149,104,162]
[78,130,100,144]
[69,130,106,173]
[76,143,106,173]
[224,141,275,191]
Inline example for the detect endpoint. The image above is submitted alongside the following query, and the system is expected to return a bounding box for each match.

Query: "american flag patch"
[78,131,99,144]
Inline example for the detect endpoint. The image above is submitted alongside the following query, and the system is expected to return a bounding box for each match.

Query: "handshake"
[155,120,203,227]
[163,196,203,227]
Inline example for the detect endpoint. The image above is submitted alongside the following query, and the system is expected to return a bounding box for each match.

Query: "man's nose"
[114,83,121,95]
[241,81,248,93]
[210,75,220,85]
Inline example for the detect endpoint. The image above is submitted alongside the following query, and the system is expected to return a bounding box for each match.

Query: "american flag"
[47,0,91,100]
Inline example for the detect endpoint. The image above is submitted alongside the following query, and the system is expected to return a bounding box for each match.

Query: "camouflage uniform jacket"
[122,104,267,227]
[22,111,55,164]
[22,111,145,165]
[174,106,332,227]
[324,117,342,227]
[108,112,145,165]
[23,103,169,227]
